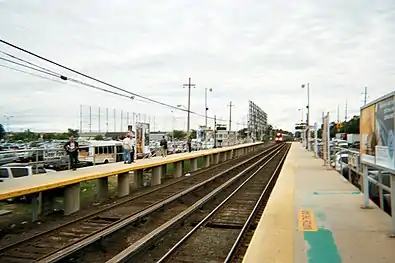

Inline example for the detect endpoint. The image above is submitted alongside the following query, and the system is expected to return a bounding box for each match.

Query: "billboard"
[136,122,151,154]
[248,101,267,140]
[360,91,395,171]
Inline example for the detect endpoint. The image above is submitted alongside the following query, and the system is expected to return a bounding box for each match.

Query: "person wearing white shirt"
[122,134,132,164]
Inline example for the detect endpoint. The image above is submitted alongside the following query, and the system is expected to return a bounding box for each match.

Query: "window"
[0,168,9,179]
[103,146,108,154]
[10,168,29,178]
[109,146,114,154]
[95,147,99,155]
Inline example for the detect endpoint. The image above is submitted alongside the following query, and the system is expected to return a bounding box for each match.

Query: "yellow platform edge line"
[0,142,263,200]
[242,142,295,263]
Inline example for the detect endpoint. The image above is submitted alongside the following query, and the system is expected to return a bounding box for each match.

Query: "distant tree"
[172,130,187,140]
[237,128,248,139]
[67,128,79,138]
[94,135,104,140]
[189,129,197,139]
[11,129,40,142]
[0,124,5,140]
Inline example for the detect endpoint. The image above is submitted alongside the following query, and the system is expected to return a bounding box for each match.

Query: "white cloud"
[1,0,395,132]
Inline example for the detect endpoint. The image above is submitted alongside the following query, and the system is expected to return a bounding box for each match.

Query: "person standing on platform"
[64,137,79,171]
[160,136,168,157]
[130,133,136,163]
[122,134,132,164]
[187,136,192,152]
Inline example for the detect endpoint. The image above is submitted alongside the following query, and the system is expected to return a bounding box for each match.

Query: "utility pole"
[363,86,368,106]
[302,83,310,150]
[98,107,101,133]
[345,100,348,121]
[126,112,129,126]
[89,106,92,132]
[121,110,123,132]
[79,104,83,133]
[106,108,109,132]
[183,77,195,133]
[214,115,217,148]
[337,104,340,123]
[113,109,116,132]
[228,101,234,131]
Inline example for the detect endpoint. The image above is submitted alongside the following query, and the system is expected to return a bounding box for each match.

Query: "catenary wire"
[0,47,232,122]
[0,39,227,121]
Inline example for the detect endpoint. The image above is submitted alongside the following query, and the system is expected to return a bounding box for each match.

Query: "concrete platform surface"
[0,142,261,200]
[243,143,395,263]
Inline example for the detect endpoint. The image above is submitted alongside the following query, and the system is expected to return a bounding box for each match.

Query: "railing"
[308,141,394,215]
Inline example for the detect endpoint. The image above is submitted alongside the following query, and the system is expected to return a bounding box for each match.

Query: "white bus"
[78,140,123,165]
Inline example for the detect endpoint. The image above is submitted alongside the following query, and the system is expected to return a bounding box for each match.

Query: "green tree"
[11,129,40,142]
[172,130,187,140]
[67,128,79,138]
[0,124,5,140]
[94,135,104,140]
[237,128,248,139]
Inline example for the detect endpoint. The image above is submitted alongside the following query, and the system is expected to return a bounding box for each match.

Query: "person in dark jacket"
[187,136,192,152]
[64,137,79,171]
[160,136,168,157]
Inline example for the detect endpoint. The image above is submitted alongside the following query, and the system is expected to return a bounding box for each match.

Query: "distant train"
[275,133,293,143]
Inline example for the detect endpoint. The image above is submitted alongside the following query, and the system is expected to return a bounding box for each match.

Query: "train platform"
[0,142,261,218]
[243,143,395,263]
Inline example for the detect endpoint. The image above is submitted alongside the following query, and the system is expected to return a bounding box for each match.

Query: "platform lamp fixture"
[301,83,310,150]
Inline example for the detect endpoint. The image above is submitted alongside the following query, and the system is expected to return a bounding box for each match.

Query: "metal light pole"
[302,83,310,150]
[205,88,212,148]
[4,114,14,133]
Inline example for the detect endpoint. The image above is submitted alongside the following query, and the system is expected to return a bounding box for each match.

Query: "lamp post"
[205,88,212,148]
[301,83,310,150]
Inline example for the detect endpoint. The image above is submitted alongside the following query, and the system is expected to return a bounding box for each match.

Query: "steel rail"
[0,144,268,255]
[153,144,288,263]
[104,144,287,263]
[34,144,284,263]
[223,143,291,262]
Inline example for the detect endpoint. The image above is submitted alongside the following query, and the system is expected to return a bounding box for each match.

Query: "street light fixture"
[301,83,310,150]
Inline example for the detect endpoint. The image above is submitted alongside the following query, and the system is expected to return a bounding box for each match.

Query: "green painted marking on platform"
[304,229,342,263]
[312,191,360,195]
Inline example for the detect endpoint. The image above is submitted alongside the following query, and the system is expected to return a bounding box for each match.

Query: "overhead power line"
[0,39,227,122]
[0,39,230,122]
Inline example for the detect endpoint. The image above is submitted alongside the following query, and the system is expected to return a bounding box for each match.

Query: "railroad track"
[101,143,290,263]
[0,143,277,263]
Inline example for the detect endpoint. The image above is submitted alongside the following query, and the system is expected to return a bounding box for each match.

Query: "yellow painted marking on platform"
[0,143,261,200]
[298,209,318,232]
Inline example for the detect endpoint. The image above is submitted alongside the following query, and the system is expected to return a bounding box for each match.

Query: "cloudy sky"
[1,0,395,133]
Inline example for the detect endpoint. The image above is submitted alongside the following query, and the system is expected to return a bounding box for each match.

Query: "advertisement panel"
[136,122,151,154]
[360,92,395,171]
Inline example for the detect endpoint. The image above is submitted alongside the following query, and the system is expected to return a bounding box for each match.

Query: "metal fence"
[308,140,395,234]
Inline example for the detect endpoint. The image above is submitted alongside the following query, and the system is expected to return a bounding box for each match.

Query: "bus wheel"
[104,160,109,164]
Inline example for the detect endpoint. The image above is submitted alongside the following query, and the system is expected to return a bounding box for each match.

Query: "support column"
[132,170,144,189]
[162,164,167,178]
[151,166,162,186]
[118,173,130,197]
[190,158,198,172]
[31,192,42,222]
[215,153,220,164]
[174,161,183,178]
[97,177,109,200]
[204,155,211,168]
[220,152,226,162]
[64,183,80,215]
[227,150,233,160]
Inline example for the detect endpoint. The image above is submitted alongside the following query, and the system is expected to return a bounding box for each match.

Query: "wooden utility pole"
[183,77,195,133]
[228,101,234,131]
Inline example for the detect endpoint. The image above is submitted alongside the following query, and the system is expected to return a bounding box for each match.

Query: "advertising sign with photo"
[360,91,395,171]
